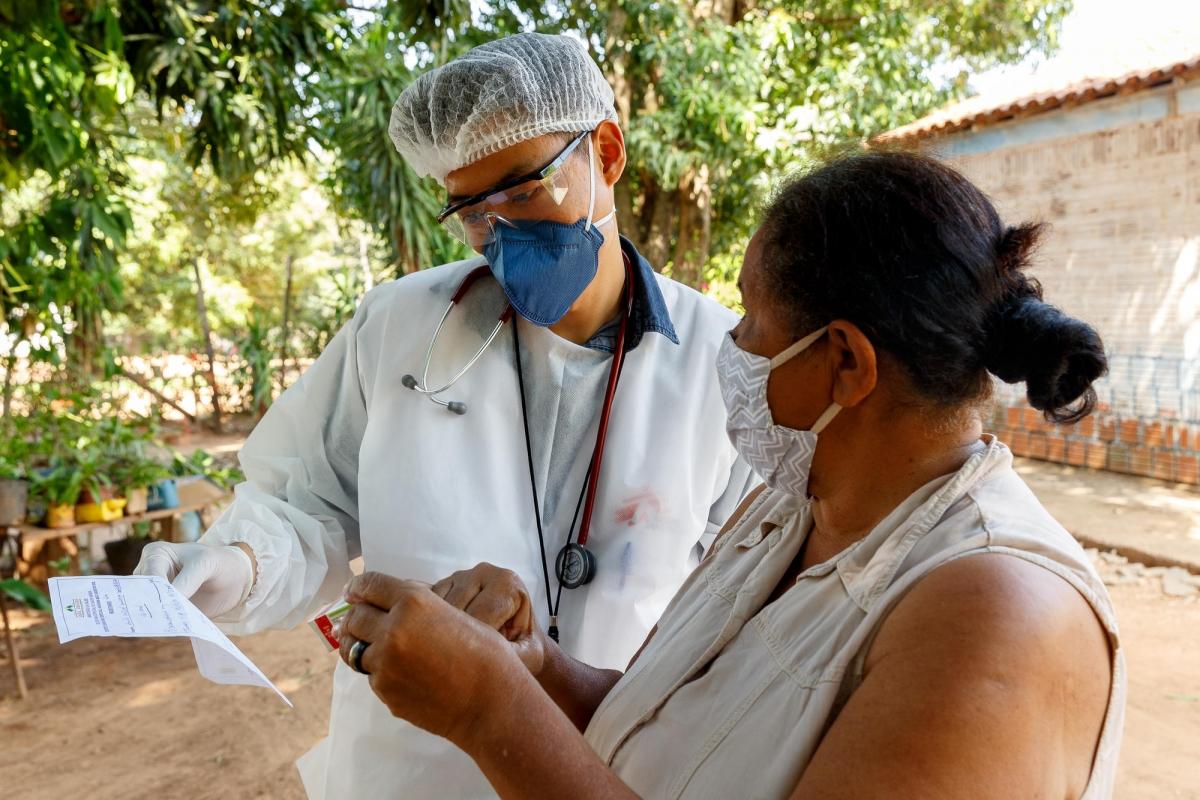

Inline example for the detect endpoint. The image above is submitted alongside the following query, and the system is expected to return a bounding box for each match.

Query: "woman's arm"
[338,573,638,800]
[790,553,1113,799]
[462,656,639,799]
[423,562,622,730]
[425,484,769,731]
[536,635,624,731]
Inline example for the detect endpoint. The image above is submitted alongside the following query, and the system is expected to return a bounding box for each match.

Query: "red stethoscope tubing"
[445,257,631,550]
[575,254,635,547]
[453,265,516,322]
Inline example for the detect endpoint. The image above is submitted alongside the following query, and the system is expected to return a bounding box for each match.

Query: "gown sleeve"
[693,454,757,563]
[200,299,372,635]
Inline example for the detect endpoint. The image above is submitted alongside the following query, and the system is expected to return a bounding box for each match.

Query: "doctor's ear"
[592,121,626,187]
[827,321,878,409]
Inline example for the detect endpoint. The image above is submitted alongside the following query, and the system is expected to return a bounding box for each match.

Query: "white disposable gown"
[200,255,754,798]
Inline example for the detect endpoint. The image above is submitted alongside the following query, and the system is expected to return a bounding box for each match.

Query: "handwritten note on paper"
[49,575,292,707]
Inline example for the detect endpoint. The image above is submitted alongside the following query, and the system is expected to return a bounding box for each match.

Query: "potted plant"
[0,454,27,528]
[0,421,31,527]
[146,476,180,511]
[73,450,124,524]
[111,457,169,516]
[104,520,154,576]
[30,464,86,529]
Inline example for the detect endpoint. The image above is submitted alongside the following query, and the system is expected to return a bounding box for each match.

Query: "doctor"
[135,32,753,799]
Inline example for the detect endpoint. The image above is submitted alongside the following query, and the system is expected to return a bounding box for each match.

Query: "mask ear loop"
[769,325,829,369]
[586,135,598,229]
[810,402,842,434]
[585,134,617,231]
[768,324,842,434]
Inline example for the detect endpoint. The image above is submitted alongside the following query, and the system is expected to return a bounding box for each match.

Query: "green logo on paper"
[66,604,74,613]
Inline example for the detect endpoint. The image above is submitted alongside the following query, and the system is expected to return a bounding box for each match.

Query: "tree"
[0,0,351,376]
[335,0,1069,284]
[318,20,466,276]
[561,0,1072,284]
[2,0,1072,396]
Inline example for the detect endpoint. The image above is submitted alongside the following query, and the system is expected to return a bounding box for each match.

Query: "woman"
[337,151,1124,799]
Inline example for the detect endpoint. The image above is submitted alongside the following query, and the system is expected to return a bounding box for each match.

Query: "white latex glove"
[134,542,255,618]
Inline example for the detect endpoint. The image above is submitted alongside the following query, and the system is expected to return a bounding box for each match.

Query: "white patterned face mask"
[716,327,842,496]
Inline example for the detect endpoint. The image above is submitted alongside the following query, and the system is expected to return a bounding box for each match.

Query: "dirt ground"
[1,611,330,800]
[1,574,1197,799]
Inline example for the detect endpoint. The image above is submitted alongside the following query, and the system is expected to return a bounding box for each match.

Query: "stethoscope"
[401,265,514,415]
[402,257,634,642]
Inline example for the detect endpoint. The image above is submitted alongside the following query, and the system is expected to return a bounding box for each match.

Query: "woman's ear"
[828,321,878,408]
[593,120,626,186]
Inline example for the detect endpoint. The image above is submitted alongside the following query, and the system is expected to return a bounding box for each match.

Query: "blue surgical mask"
[483,138,616,327]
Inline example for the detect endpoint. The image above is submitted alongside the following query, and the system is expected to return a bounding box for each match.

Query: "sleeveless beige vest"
[584,438,1125,799]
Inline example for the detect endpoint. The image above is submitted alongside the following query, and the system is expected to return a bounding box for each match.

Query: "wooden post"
[191,258,224,431]
[0,592,28,699]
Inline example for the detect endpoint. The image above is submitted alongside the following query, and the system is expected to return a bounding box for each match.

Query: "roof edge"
[876,54,1200,145]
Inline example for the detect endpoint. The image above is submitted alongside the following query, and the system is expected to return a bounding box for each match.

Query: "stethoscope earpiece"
[403,373,467,415]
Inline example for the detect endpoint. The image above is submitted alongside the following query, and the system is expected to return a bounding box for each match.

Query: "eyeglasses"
[437,130,589,247]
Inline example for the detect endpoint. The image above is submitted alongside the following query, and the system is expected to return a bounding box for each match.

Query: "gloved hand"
[134,542,255,618]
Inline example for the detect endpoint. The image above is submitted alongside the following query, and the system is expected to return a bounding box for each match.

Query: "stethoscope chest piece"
[555,543,596,589]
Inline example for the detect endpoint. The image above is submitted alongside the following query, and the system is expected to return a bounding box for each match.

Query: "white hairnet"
[389,33,618,181]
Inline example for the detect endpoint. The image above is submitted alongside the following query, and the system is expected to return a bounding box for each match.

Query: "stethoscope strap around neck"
[513,253,636,631]
[573,253,635,548]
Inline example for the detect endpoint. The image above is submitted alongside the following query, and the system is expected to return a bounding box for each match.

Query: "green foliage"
[0,0,1071,391]
[31,461,88,506]
[110,457,170,492]
[170,448,244,490]
[0,0,351,376]
[0,417,31,480]
[236,310,275,415]
[318,22,467,274]
[120,0,350,179]
[8,385,171,505]
[0,577,51,611]
[543,0,1071,277]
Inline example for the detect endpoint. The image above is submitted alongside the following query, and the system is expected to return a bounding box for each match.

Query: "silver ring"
[349,639,370,675]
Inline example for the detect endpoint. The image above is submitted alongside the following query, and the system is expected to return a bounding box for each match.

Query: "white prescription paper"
[49,575,291,707]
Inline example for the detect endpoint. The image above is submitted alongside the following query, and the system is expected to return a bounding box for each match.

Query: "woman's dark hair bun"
[758,151,1108,426]
[983,224,1108,424]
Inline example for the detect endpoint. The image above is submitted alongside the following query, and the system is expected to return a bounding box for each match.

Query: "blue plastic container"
[146,478,180,511]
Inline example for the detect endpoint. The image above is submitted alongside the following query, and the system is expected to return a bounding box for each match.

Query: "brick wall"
[924,81,1200,485]
[986,401,1200,485]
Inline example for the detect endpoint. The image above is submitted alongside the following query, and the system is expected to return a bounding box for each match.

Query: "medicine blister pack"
[309,599,352,651]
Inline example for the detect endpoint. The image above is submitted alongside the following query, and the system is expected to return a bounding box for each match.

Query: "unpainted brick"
[1067,440,1087,466]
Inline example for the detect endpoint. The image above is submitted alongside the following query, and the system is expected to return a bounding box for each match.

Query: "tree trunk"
[605,1,633,123]
[2,352,14,419]
[609,0,733,285]
[116,364,197,424]
[671,164,713,287]
[641,181,679,269]
[65,308,102,382]
[191,258,224,432]
[277,253,294,396]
